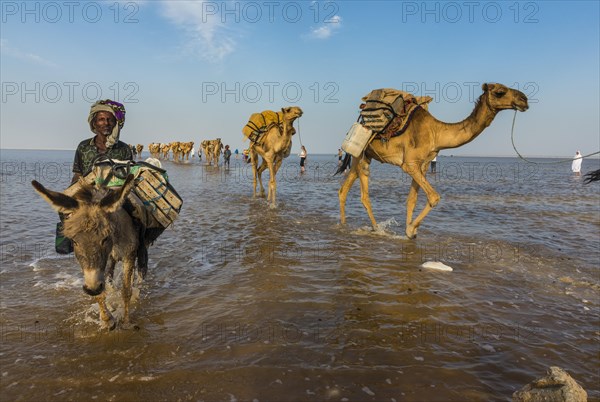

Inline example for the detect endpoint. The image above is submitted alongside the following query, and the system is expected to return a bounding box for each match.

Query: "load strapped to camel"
[65,157,183,230]
[341,88,433,157]
[242,110,283,143]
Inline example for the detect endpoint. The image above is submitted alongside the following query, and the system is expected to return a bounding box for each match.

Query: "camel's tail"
[584,168,600,184]
[335,153,352,175]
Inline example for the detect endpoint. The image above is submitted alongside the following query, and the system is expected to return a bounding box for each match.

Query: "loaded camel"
[32,175,144,330]
[201,140,212,165]
[337,83,529,239]
[179,141,194,161]
[211,139,223,166]
[243,106,303,205]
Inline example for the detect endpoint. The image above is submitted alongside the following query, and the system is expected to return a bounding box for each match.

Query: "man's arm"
[71,145,83,184]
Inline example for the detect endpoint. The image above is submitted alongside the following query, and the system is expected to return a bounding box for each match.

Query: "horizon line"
[1,148,598,160]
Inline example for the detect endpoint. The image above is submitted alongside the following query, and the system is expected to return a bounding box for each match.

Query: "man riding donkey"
[35,99,180,329]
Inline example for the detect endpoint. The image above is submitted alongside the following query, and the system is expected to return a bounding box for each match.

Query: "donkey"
[32,175,140,330]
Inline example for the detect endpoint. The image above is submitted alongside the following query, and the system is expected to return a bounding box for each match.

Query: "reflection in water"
[1,151,599,401]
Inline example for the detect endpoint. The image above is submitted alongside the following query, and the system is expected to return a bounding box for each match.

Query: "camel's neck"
[434,95,498,150]
[282,117,297,137]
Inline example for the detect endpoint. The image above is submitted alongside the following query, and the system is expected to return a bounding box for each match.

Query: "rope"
[296,117,303,148]
[510,111,600,164]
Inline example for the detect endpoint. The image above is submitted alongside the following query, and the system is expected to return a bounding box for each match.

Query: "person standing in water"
[299,145,307,173]
[571,151,583,175]
[223,145,232,169]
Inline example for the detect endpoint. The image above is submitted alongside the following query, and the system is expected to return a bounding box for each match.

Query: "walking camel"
[211,138,223,166]
[337,83,529,239]
[243,106,303,205]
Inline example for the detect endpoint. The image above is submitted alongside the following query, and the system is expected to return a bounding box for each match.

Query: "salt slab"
[421,261,453,272]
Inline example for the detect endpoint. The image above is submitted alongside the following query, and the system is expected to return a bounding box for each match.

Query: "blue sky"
[1,0,598,157]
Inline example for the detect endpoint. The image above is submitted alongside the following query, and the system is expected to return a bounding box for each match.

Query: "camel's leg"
[270,157,284,203]
[256,159,268,197]
[250,151,259,197]
[356,157,379,230]
[403,163,439,239]
[406,179,420,227]
[338,157,360,225]
[265,159,278,204]
[121,257,135,329]
[95,293,116,330]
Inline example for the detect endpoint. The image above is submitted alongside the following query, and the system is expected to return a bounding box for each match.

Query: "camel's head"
[281,106,303,120]
[32,175,136,297]
[482,83,529,112]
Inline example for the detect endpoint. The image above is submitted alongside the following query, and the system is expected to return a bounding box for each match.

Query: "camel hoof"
[406,226,418,239]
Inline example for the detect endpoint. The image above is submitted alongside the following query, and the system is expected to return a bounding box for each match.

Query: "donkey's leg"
[106,256,117,285]
[338,157,360,225]
[121,257,136,328]
[95,293,116,331]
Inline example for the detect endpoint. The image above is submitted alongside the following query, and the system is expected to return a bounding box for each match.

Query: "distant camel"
[243,106,303,204]
[179,141,194,161]
[201,140,214,165]
[337,83,529,238]
[148,143,161,158]
[211,139,223,166]
[135,144,143,157]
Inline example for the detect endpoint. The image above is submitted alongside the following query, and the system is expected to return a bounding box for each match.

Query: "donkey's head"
[32,175,135,296]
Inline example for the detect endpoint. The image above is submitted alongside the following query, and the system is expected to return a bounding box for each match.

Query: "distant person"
[223,145,232,169]
[431,156,437,173]
[234,148,239,159]
[299,145,307,173]
[338,148,343,166]
[191,146,196,158]
[571,151,583,174]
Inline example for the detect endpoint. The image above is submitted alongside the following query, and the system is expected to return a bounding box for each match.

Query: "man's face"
[93,111,117,137]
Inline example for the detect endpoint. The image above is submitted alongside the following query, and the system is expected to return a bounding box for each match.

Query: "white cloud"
[159,1,236,61]
[309,15,342,39]
[0,39,58,68]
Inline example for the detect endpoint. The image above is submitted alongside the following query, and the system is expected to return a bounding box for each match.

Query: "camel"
[201,140,213,165]
[136,144,143,157]
[337,83,529,239]
[32,175,143,330]
[243,106,303,204]
[160,143,171,159]
[211,138,223,166]
[170,142,183,162]
[179,141,194,161]
[148,143,161,158]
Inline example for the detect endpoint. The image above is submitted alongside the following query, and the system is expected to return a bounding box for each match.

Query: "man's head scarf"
[88,100,126,149]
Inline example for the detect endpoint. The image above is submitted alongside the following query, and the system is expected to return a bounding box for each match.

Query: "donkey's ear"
[32,181,79,213]
[100,174,135,213]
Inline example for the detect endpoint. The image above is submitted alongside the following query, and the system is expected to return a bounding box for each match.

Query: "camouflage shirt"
[72,137,133,176]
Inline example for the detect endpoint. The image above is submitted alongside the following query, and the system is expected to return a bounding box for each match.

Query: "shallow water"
[1,150,599,401]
